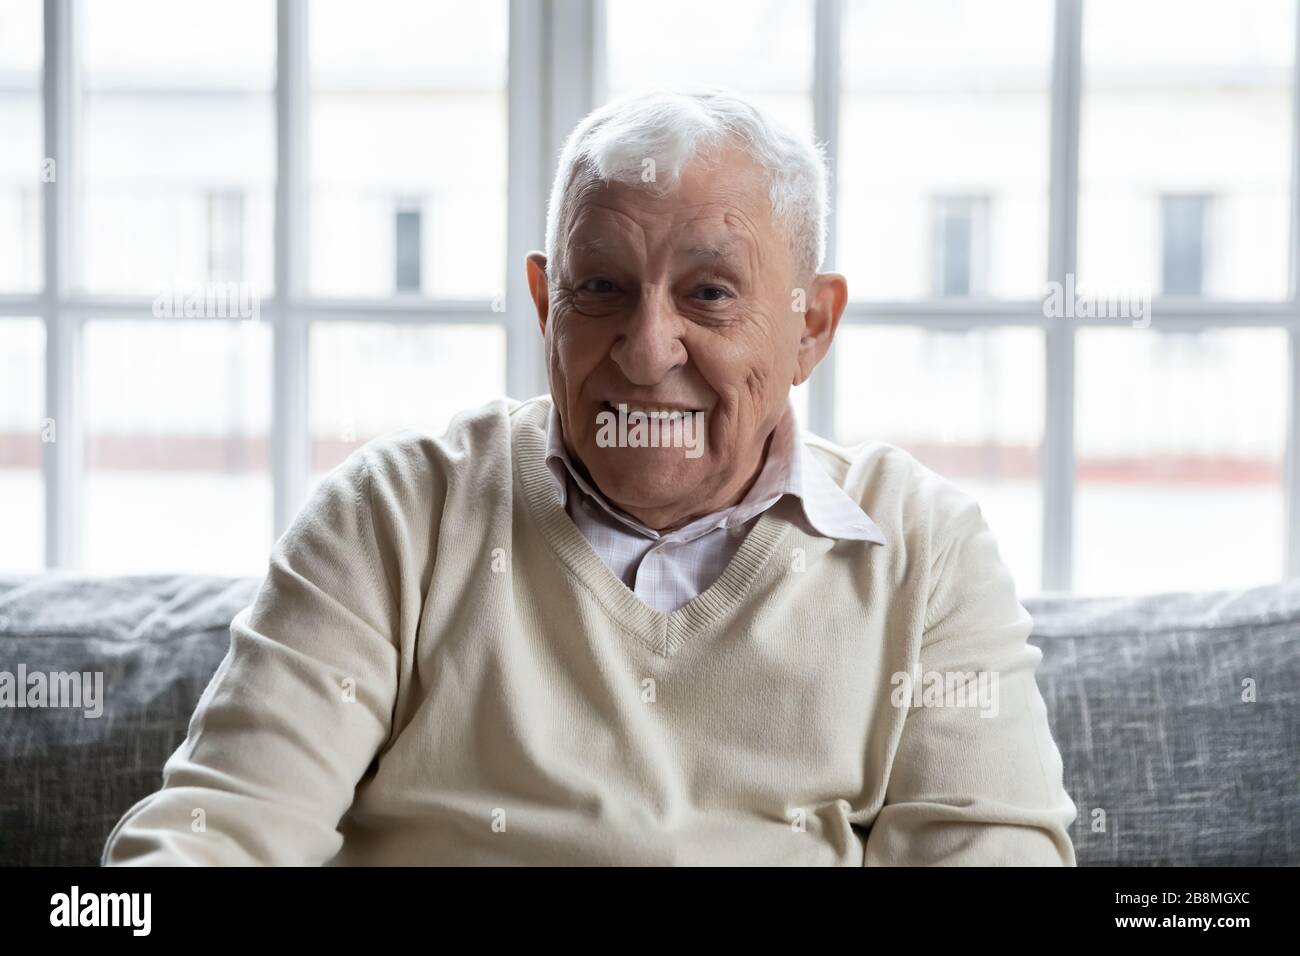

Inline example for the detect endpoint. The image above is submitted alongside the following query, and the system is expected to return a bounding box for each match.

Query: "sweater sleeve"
[864,503,1077,866]
[102,449,401,866]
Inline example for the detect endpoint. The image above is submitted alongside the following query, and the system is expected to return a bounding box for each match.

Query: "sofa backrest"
[1025,582,1300,865]
[1,574,1296,865]
[0,575,258,867]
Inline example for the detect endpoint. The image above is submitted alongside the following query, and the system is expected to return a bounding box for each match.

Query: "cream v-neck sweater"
[103,395,1077,866]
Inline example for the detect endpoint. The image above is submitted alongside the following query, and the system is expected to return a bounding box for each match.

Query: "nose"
[609,285,688,385]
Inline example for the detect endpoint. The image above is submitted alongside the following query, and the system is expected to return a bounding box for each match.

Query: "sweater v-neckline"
[512,398,792,656]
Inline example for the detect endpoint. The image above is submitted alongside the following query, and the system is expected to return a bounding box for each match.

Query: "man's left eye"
[694,286,731,301]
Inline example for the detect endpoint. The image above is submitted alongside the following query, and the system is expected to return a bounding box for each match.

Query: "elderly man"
[104,89,1076,866]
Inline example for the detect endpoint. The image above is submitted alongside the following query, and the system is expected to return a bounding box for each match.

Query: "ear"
[793,272,848,386]
[525,252,549,336]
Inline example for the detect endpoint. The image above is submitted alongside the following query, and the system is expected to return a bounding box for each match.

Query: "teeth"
[605,401,699,419]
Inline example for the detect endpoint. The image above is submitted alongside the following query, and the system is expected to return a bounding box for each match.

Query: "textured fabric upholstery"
[1,573,1295,865]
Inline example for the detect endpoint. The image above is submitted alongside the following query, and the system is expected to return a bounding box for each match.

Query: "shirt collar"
[543,397,885,546]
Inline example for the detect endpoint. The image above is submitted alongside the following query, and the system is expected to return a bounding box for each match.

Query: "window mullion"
[1284,0,1300,577]
[42,0,81,569]
[273,0,309,537]
[546,0,602,171]
[811,0,842,440]
[504,0,602,406]
[1043,0,1082,592]
[505,0,549,403]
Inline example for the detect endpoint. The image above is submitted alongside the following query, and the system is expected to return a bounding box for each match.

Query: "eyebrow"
[568,237,746,265]
[569,238,612,256]
[684,244,734,260]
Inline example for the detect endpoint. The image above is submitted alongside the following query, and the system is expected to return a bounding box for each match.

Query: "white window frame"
[5,0,1299,592]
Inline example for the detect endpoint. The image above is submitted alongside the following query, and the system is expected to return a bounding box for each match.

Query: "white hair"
[544,87,829,277]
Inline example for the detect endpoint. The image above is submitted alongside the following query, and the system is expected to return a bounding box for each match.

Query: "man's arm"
[865,504,1077,866]
[103,449,400,865]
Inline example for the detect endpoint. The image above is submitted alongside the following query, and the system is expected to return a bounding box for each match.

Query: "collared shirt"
[544,397,885,613]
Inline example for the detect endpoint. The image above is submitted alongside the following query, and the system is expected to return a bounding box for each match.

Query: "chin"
[586,448,707,510]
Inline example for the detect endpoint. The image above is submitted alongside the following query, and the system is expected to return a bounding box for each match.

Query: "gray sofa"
[1,573,1297,866]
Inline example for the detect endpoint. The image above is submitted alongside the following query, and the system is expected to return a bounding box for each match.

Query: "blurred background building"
[0,0,1295,598]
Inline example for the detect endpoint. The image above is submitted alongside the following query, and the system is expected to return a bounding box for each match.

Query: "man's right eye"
[579,278,618,294]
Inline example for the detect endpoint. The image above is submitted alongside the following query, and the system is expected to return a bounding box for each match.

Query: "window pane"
[1160,194,1208,295]
[393,207,423,292]
[310,322,507,480]
[0,0,42,292]
[83,319,272,574]
[308,0,508,299]
[1075,328,1286,594]
[79,0,275,295]
[1079,0,1294,300]
[0,319,45,571]
[838,0,1052,299]
[836,326,1044,595]
[605,0,815,139]
[933,195,990,296]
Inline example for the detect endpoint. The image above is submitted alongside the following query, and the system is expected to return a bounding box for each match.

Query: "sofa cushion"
[0,574,259,867]
[1025,581,1300,865]
[1,572,1296,866]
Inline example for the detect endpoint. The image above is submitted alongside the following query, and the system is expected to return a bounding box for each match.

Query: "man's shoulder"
[802,432,985,539]
[317,395,542,514]
[356,394,542,474]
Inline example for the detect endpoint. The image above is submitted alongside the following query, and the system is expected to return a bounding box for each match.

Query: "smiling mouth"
[601,400,704,419]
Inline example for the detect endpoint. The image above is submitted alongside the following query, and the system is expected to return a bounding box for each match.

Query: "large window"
[605,0,815,139]
[79,0,275,295]
[2,0,509,575]
[836,325,1045,593]
[829,0,1296,596]
[1070,0,1295,594]
[0,319,44,572]
[1078,0,1293,302]
[0,0,42,293]
[307,0,507,300]
[3,0,1299,597]
[82,319,273,574]
[309,322,505,482]
[1075,327,1287,593]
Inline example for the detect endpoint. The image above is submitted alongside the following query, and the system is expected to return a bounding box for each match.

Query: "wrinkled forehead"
[559,151,781,270]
